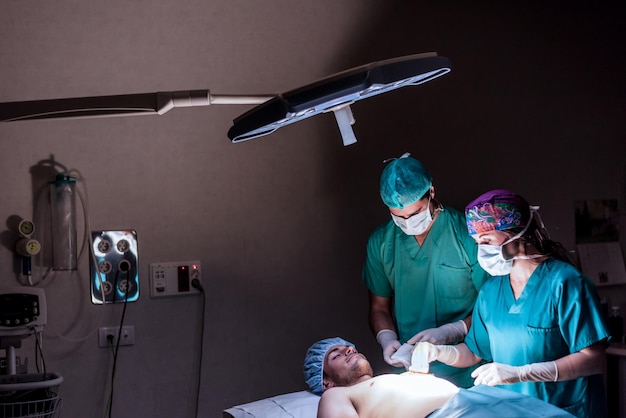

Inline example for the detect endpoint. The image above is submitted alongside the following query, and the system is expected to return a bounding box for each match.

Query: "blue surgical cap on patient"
[303,337,355,395]
[380,153,432,209]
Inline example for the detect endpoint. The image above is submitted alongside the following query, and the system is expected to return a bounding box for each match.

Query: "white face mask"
[477,212,541,276]
[391,197,433,236]
[477,234,521,276]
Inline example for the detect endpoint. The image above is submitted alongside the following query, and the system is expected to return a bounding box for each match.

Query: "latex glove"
[413,342,460,366]
[472,361,558,386]
[390,343,414,370]
[407,320,468,345]
[376,329,403,367]
[408,342,429,373]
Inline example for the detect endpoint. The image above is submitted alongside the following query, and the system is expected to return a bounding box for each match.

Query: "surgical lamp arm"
[0,53,452,146]
[0,90,273,122]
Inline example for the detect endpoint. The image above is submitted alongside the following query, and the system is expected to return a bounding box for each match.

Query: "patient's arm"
[317,387,358,418]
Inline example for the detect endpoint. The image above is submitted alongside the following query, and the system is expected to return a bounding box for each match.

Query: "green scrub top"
[362,206,488,387]
[465,258,610,418]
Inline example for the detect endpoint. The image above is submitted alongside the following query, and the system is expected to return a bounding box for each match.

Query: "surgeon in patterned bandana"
[415,189,610,418]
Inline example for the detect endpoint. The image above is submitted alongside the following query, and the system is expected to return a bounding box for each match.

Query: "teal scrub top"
[362,206,488,387]
[465,258,610,418]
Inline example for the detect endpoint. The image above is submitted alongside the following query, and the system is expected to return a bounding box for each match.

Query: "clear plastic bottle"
[609,306,624,344]
[50,174,77,271]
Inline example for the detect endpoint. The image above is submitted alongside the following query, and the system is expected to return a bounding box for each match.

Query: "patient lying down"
[318,371,459,418]
[304,337,458,418]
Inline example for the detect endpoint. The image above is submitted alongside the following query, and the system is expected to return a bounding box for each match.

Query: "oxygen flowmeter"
[17,220,34,237]
[15,220,40,257]
[15,220,41,278]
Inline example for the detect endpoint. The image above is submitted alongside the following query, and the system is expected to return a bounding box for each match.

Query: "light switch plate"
[149,261,202,298]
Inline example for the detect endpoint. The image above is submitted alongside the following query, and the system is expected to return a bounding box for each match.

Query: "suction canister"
[50,174,77,271]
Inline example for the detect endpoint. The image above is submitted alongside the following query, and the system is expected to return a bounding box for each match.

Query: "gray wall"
[1,1,625,417]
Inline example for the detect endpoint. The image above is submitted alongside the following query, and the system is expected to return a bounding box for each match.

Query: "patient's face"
[322,345,374,391]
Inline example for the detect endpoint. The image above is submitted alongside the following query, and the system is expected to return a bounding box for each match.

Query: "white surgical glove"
[390,343,414,370]
[471,361,558,386]
[414,342,460,366]
[407,320,468,345]
[408,342,429,373]
[376,329,403,367]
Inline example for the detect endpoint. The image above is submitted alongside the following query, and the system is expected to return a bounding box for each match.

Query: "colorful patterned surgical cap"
[303,337,355,395]
[380,153,432,209]
[465,189,531,236]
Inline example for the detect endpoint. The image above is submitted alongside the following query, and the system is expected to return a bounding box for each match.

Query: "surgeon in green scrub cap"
[361,153,489,388]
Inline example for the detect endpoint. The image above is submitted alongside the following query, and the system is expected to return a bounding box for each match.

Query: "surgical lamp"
[0,52,451,146]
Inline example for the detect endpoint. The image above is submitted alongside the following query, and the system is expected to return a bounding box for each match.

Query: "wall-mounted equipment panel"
[91,230,139,304]
[149,261,201,298]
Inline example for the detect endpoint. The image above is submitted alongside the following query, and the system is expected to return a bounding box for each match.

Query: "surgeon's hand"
[414,342,459,366]
[407,320,468,345]
[472,363,520,386]
[376,329,404,367]
[471,361,558,386]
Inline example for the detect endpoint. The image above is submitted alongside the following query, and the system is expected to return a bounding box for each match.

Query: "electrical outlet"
[98,325,135,348]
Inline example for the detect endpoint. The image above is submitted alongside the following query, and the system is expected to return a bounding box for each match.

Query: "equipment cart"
[0,373,63,417]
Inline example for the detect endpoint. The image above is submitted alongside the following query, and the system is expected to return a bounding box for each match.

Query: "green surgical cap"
[380,154,432,209]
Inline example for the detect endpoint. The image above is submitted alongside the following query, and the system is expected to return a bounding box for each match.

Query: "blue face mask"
[391,196,432,236]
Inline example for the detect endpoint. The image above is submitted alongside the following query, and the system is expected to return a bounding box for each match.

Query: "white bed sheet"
[223,390,319,418]
[223,385,575,418]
